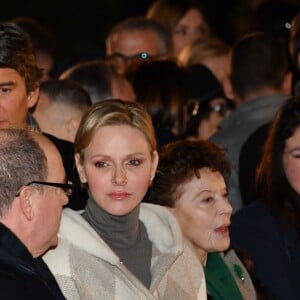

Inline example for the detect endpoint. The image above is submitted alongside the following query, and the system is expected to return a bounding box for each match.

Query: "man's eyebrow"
[0,81,15,87]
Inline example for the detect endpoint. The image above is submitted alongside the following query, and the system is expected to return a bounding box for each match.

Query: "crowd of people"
[0,0,300,299]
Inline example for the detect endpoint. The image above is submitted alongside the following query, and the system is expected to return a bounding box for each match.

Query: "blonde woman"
[43,99,206,299]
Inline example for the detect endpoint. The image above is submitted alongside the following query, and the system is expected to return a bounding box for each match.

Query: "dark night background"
[1,1,240,57]
[2,0,300,71]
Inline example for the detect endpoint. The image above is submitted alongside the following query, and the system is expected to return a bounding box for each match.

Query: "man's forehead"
[112,29,160,55]
[0,68,24,84]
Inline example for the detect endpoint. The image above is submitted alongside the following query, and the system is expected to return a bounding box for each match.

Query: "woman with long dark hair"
[231,96,300,300]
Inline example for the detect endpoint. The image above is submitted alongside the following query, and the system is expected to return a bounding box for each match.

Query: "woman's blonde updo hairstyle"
[74,99,157,162]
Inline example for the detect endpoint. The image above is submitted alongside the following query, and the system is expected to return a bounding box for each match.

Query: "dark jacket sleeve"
[230,201,299,300]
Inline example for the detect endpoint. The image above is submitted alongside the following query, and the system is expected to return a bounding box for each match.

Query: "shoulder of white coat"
[43,237,72,277]
[58,208,120,264]
[139,203,183,254]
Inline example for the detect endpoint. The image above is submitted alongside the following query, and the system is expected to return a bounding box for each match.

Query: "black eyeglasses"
[15,180,74,197]
[107,52,162,63]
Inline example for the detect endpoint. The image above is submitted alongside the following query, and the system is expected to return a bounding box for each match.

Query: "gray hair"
[0,128,47,217]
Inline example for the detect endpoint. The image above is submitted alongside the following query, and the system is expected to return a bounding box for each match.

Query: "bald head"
[31,132,66,184]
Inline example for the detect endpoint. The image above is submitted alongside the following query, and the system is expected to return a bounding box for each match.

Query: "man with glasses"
[106,16,171,73]
[0,128,71,299]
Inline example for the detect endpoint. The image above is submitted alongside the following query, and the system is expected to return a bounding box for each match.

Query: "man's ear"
[27,87,40,109]
[75,153,87,183]
[65,118,80,143]
[18,187,34,221]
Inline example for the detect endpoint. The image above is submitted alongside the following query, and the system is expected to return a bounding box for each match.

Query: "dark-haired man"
[0,22,41,129]
[0,22,87,210]
[211,32,292,211]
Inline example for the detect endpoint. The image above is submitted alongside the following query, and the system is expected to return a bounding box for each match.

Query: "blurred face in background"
[106,29,164,73]
[197,97,231,140]
[36,51,54,82]
[173,8,210,57]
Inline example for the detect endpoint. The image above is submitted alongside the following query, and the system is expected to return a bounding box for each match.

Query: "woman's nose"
[111,167,127,186]
[220,198,233,215]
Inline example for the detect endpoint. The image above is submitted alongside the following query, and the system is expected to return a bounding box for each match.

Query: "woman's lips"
[108,192,131,200]
[214,225,230,235]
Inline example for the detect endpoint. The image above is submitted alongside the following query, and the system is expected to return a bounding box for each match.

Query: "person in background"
[33,79,92,143]
[184,64,233,140]
[147,139,258,300]
[238,12,300,207]
[290,12,300,70]
[210,32,292,211]
[0,22,41,129]
[33,79,91,211]
[130,59,187,148]
[0,21,87,211]
[43,99,206,300]
[0,128,70,299]
[10,16,60,82]
[146,0,211,58]
[238,13,300,206]
[231,96,300,300]
[289,12,300,95]
[60,60,135,103]
[178,37,230,87]
[105,16,171,73]
[53,49,105,80]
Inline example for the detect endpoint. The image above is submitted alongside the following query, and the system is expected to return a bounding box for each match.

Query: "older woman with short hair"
[148,139,257,300]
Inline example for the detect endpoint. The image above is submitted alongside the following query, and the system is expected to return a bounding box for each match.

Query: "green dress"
[205,252,244,300]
